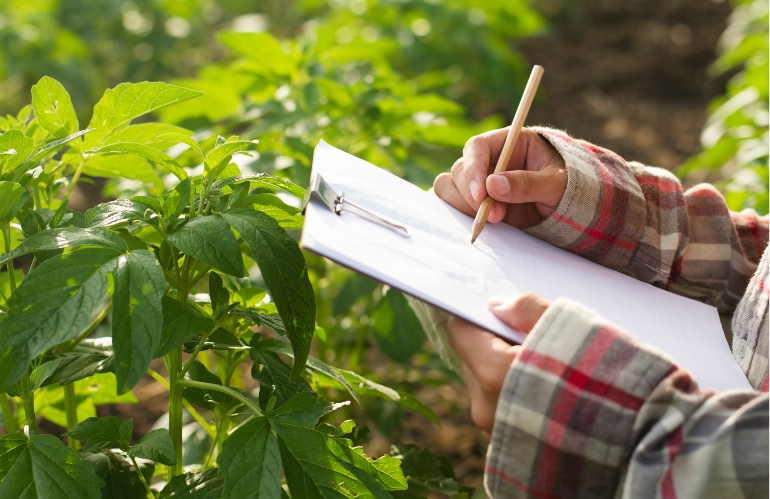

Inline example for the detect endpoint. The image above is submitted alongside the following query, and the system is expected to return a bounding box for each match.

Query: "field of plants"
[0,0,766,498]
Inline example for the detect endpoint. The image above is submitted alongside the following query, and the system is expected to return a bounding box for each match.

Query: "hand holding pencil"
[432,66,568,239]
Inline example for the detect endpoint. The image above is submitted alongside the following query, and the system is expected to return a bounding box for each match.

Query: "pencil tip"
[470,237,476,244]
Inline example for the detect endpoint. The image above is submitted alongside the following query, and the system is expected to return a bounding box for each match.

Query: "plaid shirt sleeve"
[485,298,769,499]
[525,127,768,314]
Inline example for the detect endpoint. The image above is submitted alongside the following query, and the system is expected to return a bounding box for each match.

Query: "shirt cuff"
[523,127,648,274]
[484,297,677,498]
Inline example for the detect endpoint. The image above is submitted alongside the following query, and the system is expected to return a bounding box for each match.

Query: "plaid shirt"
[485,128,769,498]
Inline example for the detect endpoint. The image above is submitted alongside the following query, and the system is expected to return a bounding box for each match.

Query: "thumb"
[486,168,566,206]
[488,293,551,334]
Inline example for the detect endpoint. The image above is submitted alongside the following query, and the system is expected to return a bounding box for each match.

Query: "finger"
[433,173,477,217]
[447,316,519,377]
[462,129,510,203]
[487,293,551,333]
[486,168,567,207]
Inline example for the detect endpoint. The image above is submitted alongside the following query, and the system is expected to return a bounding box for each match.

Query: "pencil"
[470,65,544,244]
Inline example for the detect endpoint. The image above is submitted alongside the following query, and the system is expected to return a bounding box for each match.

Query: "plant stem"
[0,394,17,434]
[2,225,16,290]
[178,380,263,417]
[146,368,216,439]
[19,375,37,432]
[63,159,86,199]
[180,318,231,379]
[167,347,183,478]
[64,383,80,449]
[131,456,153,498]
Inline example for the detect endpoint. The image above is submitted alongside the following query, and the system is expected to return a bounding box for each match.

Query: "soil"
[37,0,734,496]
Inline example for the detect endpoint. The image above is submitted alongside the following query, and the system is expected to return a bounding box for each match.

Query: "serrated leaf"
[31,76,79,137]
[87,199,158,228]
[84,82,203,149]
[93,142,188,180]
[0,247,122,390]
[0,129,36,175]
[215,173,305,199]
[0,227,128,268]
[0,433,104,498]
[111,250,165,393]
[169,214,245,277]
[390,444,461,496]
[217,417,282,499]
[271,393,407,498]
[224,209,315,380]
[0,181,26,225]
[234,193,303,230]
[68,416,133,452]
[250,348,314,410]
[256,338,361,406]
[156,297,214,358]
[86,449,155,499]
[159,468,224,499]
[127,428,176,465]
[372,289,426,364]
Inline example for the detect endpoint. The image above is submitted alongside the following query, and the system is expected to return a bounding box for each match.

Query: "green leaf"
[209,272,230,318]
[230,308,286,335]
[68,416,133,452]
[215,173,305,199]
[28,359,63,393]
[156,132,205,158]
[26,129,93,164]
[103,123,193,146]
[0,433,104,498]
[159,468,224,499]
[271,394,408,498]
[80,153,163,185]
[397,392,440,427]
[333,273,378,316]
[93,142,188,180]
[0,181,26,225]
[87,450,155,499]
[218,32,295,76]
[234,193,303,230]
[256,338,361,406]
[217,417,282,499]
[84,82,203,149]
[111,250,166,393]
[390,444,461,496]
[168,214,245,278]
[204,140,258,175]
[0,247,122,390]
[0,130,35,176]
[372,290,426,364]
[31,76,79,137]
[224,209,315,380]
[250,348,314,410]
[87,199,158,228]
[0,227,128,268]
[45,338,114,386]
[127,428,176,465]
[156,297,214,358]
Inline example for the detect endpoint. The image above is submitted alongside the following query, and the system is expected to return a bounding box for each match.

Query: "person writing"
[433,127,769,497]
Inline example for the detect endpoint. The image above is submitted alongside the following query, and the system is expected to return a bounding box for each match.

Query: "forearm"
[525,127,768,313]
[485,298,769,498]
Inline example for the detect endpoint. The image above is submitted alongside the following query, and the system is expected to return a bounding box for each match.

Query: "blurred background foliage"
[0,0,767,490]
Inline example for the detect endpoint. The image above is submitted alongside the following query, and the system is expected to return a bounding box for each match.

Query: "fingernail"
[487,296,506,308]
[490,175,510,196]
[469,180,480,201]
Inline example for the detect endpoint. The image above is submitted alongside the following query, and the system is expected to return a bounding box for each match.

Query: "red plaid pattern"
[485,129,769,498]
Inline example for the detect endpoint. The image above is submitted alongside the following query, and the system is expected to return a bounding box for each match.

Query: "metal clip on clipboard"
[302,172,410,238]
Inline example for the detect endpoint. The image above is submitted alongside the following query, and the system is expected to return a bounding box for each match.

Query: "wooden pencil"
[470,65,544,244]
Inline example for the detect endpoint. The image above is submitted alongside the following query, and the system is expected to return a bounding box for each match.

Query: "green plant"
[679,0,768,214]
[0,77,471,498]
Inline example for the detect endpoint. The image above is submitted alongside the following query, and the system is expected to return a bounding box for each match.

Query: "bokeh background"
[1,0,767,493]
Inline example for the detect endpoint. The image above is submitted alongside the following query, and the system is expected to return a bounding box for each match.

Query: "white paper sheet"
[300,140,751,392]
